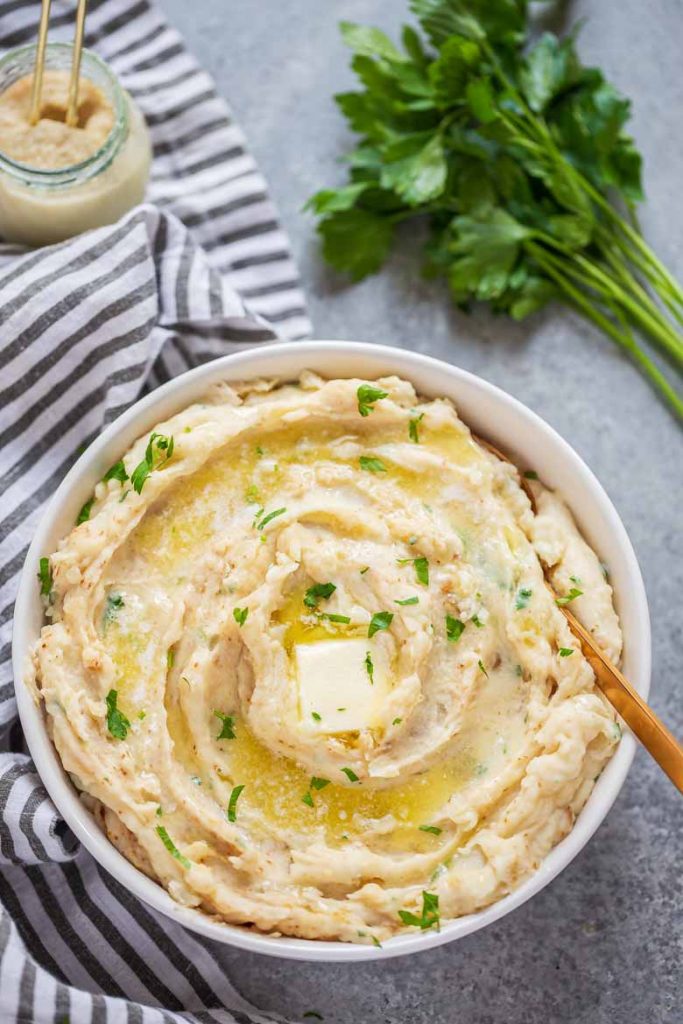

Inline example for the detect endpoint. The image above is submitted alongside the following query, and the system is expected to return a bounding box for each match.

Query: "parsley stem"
[527,242,683,418]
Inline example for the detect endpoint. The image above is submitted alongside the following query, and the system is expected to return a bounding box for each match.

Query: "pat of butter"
[296,638,387,733]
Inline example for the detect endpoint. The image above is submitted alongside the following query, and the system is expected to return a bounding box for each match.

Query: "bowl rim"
[12,339,651,962]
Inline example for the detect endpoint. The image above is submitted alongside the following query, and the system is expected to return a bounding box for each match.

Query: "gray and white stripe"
[0,1,309,1020]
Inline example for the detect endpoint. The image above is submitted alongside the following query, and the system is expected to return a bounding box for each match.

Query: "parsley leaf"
[359,455,388,473]
[105,689,130,740]
[227,784,245,822]
[445,615,465,643]
[395,596,419,605]
[311,777,331,790]
[515,587,532,610]
[357,383,388,416]
[131,433,174,494]
[311,711,322,722]
[398,890,440,931]
[320,612,351,624]
[413,556,429,586]
[304,582,337,608]
[302,791,314,808]
[478,658,489,677]
[559,647,574,657]
[103,592,124,628]
[523,470,539,480]
[214,711,236,740]
[233,607,249,627]
[419,824,442,835]
[307,7,683,419]
[368,611,393,637]
[556,587,583,606]
[155,825,190,868]
[341,767,360,783]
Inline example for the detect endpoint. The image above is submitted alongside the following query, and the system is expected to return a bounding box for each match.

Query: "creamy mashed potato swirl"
[29,374,622,943]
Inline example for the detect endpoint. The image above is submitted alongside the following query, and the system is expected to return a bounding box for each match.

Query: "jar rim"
[0,43,128,187]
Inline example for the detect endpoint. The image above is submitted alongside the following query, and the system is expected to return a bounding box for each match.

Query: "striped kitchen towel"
[0,0,310,1020]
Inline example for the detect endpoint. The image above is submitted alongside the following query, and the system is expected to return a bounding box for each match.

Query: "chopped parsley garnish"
[409,412,424,443]
[359,455,387,473]
[471,614,484,628]
[103,459,128,483]
[213,711,236,740]
[478,659,489,677]
[556,587,583,606]
[105,689,130,740]
[398,890,440,931]
[131,433,174,494]
[398,556,429,586]
[233,606,249,627]
[392,717,402,725]
[364,650,374,683]
[371,935,382,948]
[103,593,124,627]
[523,470,539,480]
[395,596,419,606]
[155,825,190,869]
[76,497,94,525]
[320,612,351,624]
[256,506,286,530]
[570,574,583,585]
[341,767,360,783]
[302,791,314,808]
[515,587,533,610]
[559,647,574,657]
[245,483,260,503]
[167,648,175,669]
[156,806,163,816]
[359,565,370,574]
[445,616,465,643]
[227,784,245,822]
[337,707,346,712]
[357,383,388,417]
[419,825,442,836]
[255,445,264,457]
[37,557,52,598]
[311,777,330,791]
[311,711,322,722]
[304,582,337,608]
[368,611,393,637]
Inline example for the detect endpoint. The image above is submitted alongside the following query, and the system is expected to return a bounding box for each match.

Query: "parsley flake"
[515,587,533,610]
[359,455,388,473]
[320,612,351,624]
[37,557,53,598]
[103,460,128,484]
[357,383,388,417]
[368,611,393,637]
[233,606,249,627]
[103,592,124,628]
[359,565,370,574]
[556,587,583,606]
[227,784,245,822]
[302,791,314,808]
[395,596,419,605]
[471,614,484,628]
[478,659,489,677]
[311,711,322,722]
[257,506,286,530]
[445,616,465,643]
[409,412,424,443]
[105,689,130,740]
[213,711,236,740]
[167,648,175,669]
[131,433,174,494]
[155,825,190,869]
[419,825,442,835]
[304,582,336,608]
[341,767,360,783]
[364,650,374,683]
[76,497,94,525]
[523,470,539,480]
[311,777,330,790]
[392,717,402,725]
[559,647,574,657]
[398,890,440,931]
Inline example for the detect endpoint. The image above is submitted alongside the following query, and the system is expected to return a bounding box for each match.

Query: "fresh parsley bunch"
[306,0,683,417]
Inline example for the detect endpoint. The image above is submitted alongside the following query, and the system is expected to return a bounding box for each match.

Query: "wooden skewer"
[65,0,88,127]
[28,0,52,125]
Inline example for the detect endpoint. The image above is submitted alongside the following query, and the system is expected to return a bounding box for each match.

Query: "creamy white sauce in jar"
[0,44,151,247]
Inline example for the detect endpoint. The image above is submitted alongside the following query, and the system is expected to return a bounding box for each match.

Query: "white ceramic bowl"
[13,341,650,962]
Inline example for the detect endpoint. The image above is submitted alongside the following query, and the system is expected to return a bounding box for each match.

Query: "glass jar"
[0,43,151,247]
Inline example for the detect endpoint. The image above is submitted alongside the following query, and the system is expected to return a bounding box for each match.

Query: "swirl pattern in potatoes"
[29,374,622,944]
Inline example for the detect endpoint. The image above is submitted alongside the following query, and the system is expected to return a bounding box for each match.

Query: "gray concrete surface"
[162,2,682,1021]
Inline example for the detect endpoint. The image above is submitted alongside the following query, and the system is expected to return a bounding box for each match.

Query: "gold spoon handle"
[65,0,88,127]
[563,607,683,793]
[29,0,52,125]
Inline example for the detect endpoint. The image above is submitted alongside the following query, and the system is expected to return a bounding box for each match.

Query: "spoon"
[477,435,683,793]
